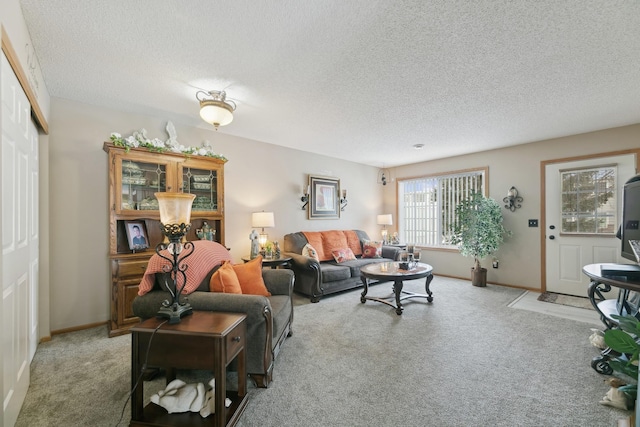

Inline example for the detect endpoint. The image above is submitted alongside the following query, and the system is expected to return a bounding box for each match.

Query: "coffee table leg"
[360,276,369,303]
[425,273,434,302]
[394,280,403,315]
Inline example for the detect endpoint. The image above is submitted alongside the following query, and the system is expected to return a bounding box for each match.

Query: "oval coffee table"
[360,262,434,315]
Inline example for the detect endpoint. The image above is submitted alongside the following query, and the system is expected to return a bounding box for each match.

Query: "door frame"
[540,149,640,293]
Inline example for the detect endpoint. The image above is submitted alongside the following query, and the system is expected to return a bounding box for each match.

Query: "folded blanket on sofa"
[138,240,231,296]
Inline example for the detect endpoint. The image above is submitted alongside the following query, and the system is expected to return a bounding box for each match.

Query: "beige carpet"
[537,291,595,310]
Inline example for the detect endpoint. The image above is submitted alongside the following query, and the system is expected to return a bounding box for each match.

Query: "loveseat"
[131,241,294,388]
[283,230,401,302]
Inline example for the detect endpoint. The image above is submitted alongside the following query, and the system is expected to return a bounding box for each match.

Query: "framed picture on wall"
[125,220,149,251]
[309,175,340,219]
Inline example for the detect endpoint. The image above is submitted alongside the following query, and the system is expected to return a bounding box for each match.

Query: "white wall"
[47,97,385,331]
[386,123,640,289]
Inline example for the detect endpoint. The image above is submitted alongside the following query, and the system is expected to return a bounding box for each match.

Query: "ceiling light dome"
[196,90,236,129]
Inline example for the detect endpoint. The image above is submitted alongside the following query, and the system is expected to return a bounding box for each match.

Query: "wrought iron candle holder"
[340,189,348,211]
[155,223,194,324]
[503,186,523,212]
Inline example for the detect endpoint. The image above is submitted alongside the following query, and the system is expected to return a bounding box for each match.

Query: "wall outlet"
[528,219,538,227]
[492,260,499,268]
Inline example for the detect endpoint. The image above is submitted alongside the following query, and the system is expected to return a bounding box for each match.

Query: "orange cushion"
[322,230,349,257]
[232,256,271,296]
[302,231,328,261]
[209,261,242,294]
[344,230,363,257]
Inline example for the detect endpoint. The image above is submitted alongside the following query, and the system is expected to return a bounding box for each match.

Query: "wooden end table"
[130,311,248,427]
[360,262,434,315]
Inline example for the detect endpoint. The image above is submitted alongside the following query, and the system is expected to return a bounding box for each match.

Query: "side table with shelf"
[583,263,640,375]
[130,311,248,427]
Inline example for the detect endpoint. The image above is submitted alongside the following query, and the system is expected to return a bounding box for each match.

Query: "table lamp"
[252,211,275,250]
[155,192,196,324]
[377,214,393,244]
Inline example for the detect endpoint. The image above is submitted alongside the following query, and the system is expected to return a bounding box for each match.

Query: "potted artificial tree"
[449,192,509,287]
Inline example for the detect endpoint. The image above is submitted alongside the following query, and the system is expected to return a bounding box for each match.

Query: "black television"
[621,174,640,262]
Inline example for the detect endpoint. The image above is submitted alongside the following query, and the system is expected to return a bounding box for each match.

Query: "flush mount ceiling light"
[196,90,237,129]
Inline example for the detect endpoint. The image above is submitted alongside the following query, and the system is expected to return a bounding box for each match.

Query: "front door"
[545,153,637,297]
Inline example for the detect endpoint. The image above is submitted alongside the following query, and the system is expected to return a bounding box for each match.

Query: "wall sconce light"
[377,214,393,243]
[300,185,310,210]
[154,192,196,324]
[340,189,348,211]
[196,89,236,130]
[252,211,275,250]
[503,186,523,212]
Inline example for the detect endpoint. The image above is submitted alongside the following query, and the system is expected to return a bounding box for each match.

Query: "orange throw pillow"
[209,261,242,294]
[232,256,271,296]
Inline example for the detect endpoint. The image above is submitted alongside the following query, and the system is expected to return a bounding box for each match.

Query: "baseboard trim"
[51,321,108,336]
[434,273,541,293]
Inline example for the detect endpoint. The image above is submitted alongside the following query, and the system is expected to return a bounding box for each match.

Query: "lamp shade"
[199,101,234,127]
[252,211,275,228]
[155,192,196,224]
[377,214,393,226]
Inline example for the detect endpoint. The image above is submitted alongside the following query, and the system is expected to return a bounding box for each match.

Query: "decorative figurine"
[202,222,214,241]
[391,232,400,244]
[274,241,281,258]
[249,230,260,259]
[165,121,178,146]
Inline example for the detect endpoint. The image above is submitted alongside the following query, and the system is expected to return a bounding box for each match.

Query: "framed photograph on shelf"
[309,175,340,219]
[125,220,149,251]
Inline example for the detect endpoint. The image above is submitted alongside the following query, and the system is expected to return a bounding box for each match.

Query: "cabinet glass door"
[119,159,168,211]
[182,166,219,212]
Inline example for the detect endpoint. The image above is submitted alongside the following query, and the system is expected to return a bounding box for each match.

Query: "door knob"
[549,225,556,230]
[549,235,555,240]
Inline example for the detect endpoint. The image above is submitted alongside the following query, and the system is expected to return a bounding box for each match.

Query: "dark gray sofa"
[283,229,401,302]
[132,268,294,388]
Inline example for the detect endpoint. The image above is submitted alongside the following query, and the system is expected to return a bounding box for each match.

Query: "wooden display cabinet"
[104,142,226,337]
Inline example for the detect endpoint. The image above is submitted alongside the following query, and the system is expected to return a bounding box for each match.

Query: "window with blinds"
[398,169,485,247]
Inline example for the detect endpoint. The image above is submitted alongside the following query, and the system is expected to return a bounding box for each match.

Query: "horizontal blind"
[399,170,484,247]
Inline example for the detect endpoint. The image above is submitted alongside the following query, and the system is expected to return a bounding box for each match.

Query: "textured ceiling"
[18,0,640,167]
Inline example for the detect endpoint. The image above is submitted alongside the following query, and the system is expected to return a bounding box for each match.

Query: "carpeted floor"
[537,291,595,310]
[15,276,630,427]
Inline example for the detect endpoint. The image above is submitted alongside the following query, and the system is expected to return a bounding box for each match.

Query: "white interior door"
[2,51,39,427]
[545,154,636,297]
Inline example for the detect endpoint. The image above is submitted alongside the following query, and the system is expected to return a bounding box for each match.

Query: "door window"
[560,166,617,234]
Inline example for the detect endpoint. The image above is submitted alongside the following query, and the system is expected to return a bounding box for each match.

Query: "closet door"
[2,51,39,427]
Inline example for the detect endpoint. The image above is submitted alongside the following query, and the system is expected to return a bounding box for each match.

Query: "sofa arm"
[283,251,323,302]
[382,245,402,260]
[283,252,320,270]
[262,269,294,296]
